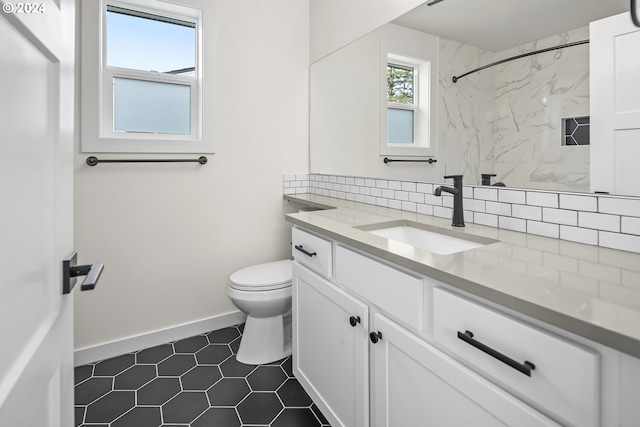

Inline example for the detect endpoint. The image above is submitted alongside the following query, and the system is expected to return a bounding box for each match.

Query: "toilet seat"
[230,259,292,292]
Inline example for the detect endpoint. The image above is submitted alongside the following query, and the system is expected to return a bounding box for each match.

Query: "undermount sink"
[357,220,498,255]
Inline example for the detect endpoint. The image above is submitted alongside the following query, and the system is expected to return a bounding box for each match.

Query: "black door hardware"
[369,331,382,343]
[63,251,104,294]
[457,330,535,376]
[349,316,361,327]
[294,245,317,257]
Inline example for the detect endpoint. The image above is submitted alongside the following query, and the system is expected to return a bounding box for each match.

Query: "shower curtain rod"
[452,39,589,83]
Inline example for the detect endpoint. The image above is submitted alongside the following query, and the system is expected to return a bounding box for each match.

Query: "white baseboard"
[74,310,247,366]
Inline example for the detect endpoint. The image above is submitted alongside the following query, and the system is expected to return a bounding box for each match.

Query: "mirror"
[310,0,630,193]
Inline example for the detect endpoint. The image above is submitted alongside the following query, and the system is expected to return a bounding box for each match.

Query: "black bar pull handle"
[457,330,535,377]
[63,251,104,294]
[294,245,316,257]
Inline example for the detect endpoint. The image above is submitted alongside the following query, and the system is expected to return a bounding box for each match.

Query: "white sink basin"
[359,221,497,255]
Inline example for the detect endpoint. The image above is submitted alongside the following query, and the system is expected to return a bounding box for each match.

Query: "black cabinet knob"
[349,316,361,327]
[369,331,382,343]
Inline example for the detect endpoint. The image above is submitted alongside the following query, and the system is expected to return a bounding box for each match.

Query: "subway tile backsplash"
[284,173,640,254]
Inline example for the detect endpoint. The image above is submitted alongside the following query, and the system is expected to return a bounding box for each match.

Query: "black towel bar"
[86,156,208,166]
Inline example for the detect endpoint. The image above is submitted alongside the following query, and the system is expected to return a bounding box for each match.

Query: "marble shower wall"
[440,27,590,191]
[438,39,495,185]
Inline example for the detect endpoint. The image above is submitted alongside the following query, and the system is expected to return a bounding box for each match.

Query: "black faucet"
[434,175,465,227]
[481,173,506,187]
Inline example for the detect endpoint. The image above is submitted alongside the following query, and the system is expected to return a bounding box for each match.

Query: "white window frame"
[380,51,437,157]
[82,0,210,153]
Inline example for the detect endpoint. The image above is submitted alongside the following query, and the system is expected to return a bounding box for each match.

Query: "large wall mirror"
[310,0,630,193]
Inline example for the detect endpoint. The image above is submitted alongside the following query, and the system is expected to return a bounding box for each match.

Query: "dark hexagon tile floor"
[74,324,331,427]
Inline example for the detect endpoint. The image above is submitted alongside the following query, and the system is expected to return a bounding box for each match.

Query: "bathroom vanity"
[285,194,640,427]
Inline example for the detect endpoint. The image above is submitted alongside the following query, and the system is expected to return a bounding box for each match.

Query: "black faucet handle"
[443,174,463,179]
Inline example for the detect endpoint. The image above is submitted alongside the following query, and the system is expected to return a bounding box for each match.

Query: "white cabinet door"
[370,314,560,427]
[0,1,76,425]
[590,12,640,196]
[292,262,369,427]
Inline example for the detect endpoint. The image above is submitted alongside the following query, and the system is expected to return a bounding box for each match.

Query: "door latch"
[62,251,104,294]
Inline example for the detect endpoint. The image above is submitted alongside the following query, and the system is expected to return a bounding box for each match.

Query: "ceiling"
[392,0,630,51]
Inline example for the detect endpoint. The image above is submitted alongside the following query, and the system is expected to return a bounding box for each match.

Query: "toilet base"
[236,313,292,365]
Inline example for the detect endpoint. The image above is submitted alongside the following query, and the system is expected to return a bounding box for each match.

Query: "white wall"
[73,0,309,354]
[310,0,428,63]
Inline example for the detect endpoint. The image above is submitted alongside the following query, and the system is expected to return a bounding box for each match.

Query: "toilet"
[227,259,293,365]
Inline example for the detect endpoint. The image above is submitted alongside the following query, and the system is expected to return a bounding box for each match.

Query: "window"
[380,52,436,157]
[387,63,416,144]
[82,0,210,153]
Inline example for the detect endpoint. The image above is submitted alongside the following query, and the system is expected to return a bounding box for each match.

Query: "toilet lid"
[230,259,292,291]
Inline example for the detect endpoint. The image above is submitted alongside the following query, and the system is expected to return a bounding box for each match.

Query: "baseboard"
[74,310,247,366]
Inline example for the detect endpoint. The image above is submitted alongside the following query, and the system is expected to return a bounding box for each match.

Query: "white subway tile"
[376,197,388,207]
[359,186,371,196]
[329,190,337,198]
[499,189,526,204]
[370,188,382,197]
[442,196,454,208]
[388,180,402,190]
[512,204,542,221]
[395,190,409,201]
[464,198,486,212]
[474,212,498,227]
[559,194,597,212]
[402,201,417,212]
[526,191,559,208]
[401,181,417,192]
[433,206,452,219]
[375,179,388,189]
[416,204,434,216]
[499,216,526,232]
[409,192,425,204]
[599,196,640,217]
[355,178,365,186]
[364,195,376,205]
[474,187,498,201]
[599,231,640,254]
[322,175,330,182]
[388,199,402,209]
[382,189,395,199]
[349,185,359,194]
[329,175,337,183]
[560,225,598,245]
[354,194,365,203]
[527,221,559,238]
[365,178,376,187]
[622,217,640,236]
[542,208,577,226]
[283,188,295,195]
[346,193,355,201]
[578,212,620,232]
[345,177,355,185]
[486,201,512,216]
[463,210,474,223]
[424,194,443,206]
[463,186,473,198]
[290,181,301,188]
[417,183,433,194]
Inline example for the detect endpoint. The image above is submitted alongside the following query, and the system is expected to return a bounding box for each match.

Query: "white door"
[590,11,640,196]
[292,263,369,427]
[0,0,77,425]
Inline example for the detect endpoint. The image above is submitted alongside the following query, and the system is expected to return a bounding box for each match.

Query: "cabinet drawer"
[292,227,333,278]
[433,287,598,427]
[335,246,424,330]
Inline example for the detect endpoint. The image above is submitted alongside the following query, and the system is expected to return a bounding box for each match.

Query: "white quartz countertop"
[284,193,640,358]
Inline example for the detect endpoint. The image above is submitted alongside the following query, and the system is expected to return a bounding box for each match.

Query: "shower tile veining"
[74,324,330,427]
